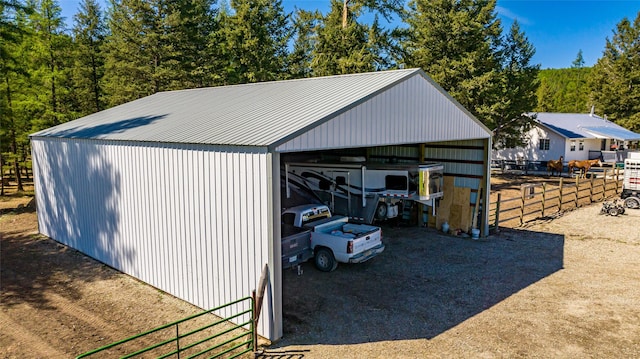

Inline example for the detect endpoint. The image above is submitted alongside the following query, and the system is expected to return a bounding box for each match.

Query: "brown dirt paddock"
[2,176,639,358]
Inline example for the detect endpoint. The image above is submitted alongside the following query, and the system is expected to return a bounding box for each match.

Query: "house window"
[570,141,576,151]
[579,140,584,151]
[538,139,550,150]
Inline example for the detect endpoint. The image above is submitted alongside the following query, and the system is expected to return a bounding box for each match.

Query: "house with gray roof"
[493,111,640,166]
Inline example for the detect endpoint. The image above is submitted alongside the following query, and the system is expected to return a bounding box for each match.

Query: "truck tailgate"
[343,223,383,255]
[281,224,312,269]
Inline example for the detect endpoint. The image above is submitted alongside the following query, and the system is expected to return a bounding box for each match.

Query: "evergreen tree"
[310,0,395,76]
[0,0,29,192]
[402,0,501,115]
[72,0,106,115]
[166,0,218,88]
[287,8,320,79]
[402,0,502,131]
[536,80,554,112]
[312,0,373,76]
[491,20,539,149]
[572,49,585,68]
[403,1,540,148]
[103,0,217,106]
[103,0,166,106]
[588,12,640,132]
[216,0,291,84]
[24,0,73,130]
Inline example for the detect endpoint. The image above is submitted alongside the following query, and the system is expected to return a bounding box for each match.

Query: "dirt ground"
[2,177,640,358]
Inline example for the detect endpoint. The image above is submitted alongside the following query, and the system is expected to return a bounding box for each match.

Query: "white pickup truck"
[282,204,385,272]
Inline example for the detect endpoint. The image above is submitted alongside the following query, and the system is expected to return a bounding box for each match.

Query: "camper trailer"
[285,160,444,223]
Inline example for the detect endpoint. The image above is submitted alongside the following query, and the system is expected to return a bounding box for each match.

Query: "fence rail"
[489,169,623,231]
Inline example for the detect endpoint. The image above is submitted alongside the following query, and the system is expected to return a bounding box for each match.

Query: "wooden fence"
[489,169,623,231]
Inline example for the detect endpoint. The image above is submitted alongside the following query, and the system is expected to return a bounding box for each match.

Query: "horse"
[568,159,602,178]
[546,156,564,176]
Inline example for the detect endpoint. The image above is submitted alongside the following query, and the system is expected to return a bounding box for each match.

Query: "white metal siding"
[31,138,275,339]
[492,126,566,162]
[423,140,486,200]
[275,75,490,152]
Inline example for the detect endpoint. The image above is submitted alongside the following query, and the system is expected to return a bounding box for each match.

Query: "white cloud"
[496,5,531,25]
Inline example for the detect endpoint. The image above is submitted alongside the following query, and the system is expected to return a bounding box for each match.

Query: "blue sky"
[58,0,640,69]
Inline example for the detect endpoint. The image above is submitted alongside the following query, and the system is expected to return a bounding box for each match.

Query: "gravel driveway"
[266,204,640,358]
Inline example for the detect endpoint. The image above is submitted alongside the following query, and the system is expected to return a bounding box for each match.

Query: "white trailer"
[622,152,640,208]
[285,160,444,223]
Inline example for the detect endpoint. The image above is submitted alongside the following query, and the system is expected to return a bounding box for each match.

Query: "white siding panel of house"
[276,75,490,152]
[493,126,566,162]
[31,138,275,339]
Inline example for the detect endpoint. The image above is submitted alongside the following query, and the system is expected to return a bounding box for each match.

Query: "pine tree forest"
[2,0,640,187]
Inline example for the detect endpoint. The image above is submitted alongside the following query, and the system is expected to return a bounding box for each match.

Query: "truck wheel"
[625,197,640,209]
[608,207,619,216]
[375,203,387,220]
[314,248,337,272]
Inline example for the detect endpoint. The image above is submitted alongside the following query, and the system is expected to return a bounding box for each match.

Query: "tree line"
[1,0,638,193]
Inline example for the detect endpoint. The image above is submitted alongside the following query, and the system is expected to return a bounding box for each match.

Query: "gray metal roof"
[534,112,640,141]
[31,69,433,147]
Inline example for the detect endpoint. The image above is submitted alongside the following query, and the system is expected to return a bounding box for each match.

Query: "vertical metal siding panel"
[174,147,185,299]
[213,150,224,309]
[149,145,159,289]
[235,152,245,307]
[148,145,158,287]
[195,149,205,307]
[203,151,213,309]
[140,145,149,282]
[258,153,271,338]
[171,145,181,296]
[227,152,237,310]
[122,143,132,274]
[33,139,274,339]
[184,149,199,303]
[133,145,142,280]
[186,148,195,303]
[138,146,148,283]
[221,152,231,305]
[116,143,126,273]
[186,148,195,301]
[156,146,166,291]
[240,152,252,313]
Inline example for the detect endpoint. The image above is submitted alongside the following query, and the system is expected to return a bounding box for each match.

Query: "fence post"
[520,187,526,225]
[175,324,181,357]
[541,183,546,217]
[600,168,607,201]
[252,263,269,353]
[495,193,501,233]
[251,290,257,353]
[589,174,594,204]
[558,177,564,211]
[574,176,580,209]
